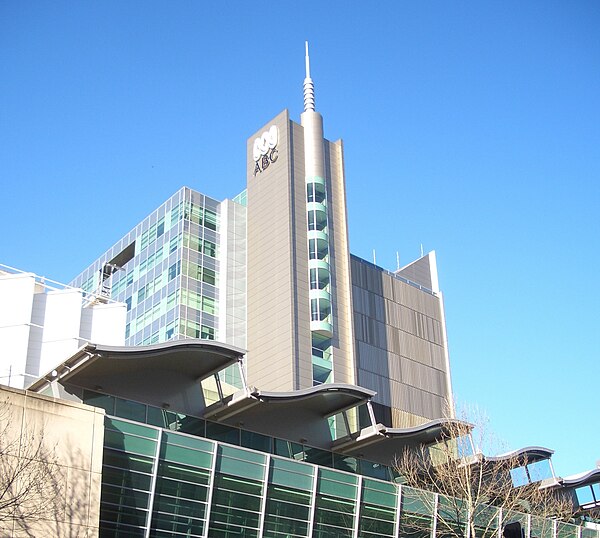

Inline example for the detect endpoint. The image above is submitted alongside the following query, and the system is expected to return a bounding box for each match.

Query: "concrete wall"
[0,385,104,537]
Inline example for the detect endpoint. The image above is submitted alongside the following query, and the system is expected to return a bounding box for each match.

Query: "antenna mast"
[303,41,315,112]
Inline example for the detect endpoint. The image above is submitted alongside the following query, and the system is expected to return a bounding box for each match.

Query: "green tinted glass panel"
[362,478,397,507]
[317,468,358,499]
[101,483,150,508]
[100,504,148,528]
[582,529,598,538]
[115,398,146,422]
[146,406,180,429]
[209,474,262,536]
[206,422,240,445]
[270,457,314,490]
[216,445,266,480]
[304,446,333,466]
[530,515,554,538]
[161,442,212,468]
[402,486,435,515]
[102,466,153,491]
[273,438,304,459]
[558,522,579,538]
[103,449,153,473]
[104,430,157,457]
[105,417,159,439]
[83,390,115,414]
[163,430,214,453]
[99,521,146,538]
[151,513,205,536]
[333,453,358,473]
[360,459,391,480]
[359,503,396,536]
[241,430,272,453]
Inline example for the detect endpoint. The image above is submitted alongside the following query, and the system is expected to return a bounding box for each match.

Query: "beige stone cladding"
[352,256,452,427]
[324,138,356,386]
[0,385,104,537]
[246,110,312,391]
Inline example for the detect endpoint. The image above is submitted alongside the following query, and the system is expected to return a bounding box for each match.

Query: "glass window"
[202,268,216,286]
[209,473,262,537]
[203,239,217,257]
[241,430,272,453]
[170,203,181,225]
[526,459,552,482]
[156,218,165,238]
[82,390,115,415]
[140,230,149,251]
[206,423,241,446]
[358,479,397,537]
[202,296,216,315]
[204,209,218,231]
[399,486,435,538]
[313,468,358,537]
[510,466,529,487]
[168,261,180,281]
[575,485,595,506]
[201,325,215,340]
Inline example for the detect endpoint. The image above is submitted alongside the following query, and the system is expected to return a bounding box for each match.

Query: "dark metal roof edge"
[94,339,246,357]
[255,383,376,402]
[383,418,473,437]
[486,446,554,462]
[561,468,600,487]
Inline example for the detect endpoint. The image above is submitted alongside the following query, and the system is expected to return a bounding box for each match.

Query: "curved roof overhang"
[28,339,245,414]
[561,468,600,488]
[486,446,554,464]
[204,384,375,449]
[332,418,473,465]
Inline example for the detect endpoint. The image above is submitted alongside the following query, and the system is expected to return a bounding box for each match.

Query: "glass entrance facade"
[99,415,591,538]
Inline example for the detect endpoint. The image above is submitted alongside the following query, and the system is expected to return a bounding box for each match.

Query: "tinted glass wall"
[100,416,592,538]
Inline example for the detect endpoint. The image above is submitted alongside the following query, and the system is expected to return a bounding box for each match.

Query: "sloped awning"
[28,340,245,414]
[204,384,376,448]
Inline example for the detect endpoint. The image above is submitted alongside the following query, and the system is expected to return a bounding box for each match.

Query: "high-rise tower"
[246,43,355,391]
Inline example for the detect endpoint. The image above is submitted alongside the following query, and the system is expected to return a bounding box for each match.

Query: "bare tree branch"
[394,406,575,538]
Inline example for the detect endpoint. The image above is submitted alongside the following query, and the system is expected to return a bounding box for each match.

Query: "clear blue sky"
[1,2,598,477]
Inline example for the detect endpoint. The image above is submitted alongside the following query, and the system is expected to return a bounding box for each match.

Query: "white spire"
[303,41,315,112]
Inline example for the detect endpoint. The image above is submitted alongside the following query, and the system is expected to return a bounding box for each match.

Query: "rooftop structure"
[0,264,126,389]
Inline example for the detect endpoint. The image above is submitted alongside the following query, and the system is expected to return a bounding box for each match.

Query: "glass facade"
[96,404,593,538]
[70,188,229,347]
[306,176,333,386]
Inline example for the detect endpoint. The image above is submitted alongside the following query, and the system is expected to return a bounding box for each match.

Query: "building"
[1,44,599,538]
[21,340,600,538]
[0,264,126,389]
[69,44,452,429]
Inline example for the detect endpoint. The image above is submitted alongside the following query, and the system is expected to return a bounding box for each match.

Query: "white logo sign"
[253,125,279,176]
[253,125,279,161]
